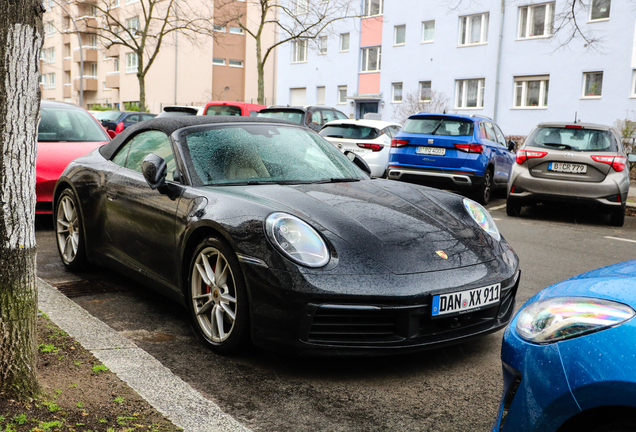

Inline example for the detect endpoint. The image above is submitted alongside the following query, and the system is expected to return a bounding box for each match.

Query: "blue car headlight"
[265,212,330,268]
[516,297,635,344]
[463,198,501,241]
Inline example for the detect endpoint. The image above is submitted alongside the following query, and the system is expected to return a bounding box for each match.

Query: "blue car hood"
[222,179,502,275]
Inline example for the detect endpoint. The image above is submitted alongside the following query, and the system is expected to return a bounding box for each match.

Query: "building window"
[294,0,308,15]
[340,33,350,52]
[456,78,485,109]
[47,47,55,63]
[319,36,328,54]
[361,46,381,72]
[90,63,97,77]
[338,85,347,104]
[64,43,71,58]
[363,0,383,17]
[518,3,554,39]
[228,59,244,67]
[64,71,71,84]
[292,40,307,63]
[590,0,610,20]
[394,25,406,46]
[46,21,55,37]
[422,20,435,43]
[459,13,489,45]
[419,81,432,101]
[126,16,140,36]
[63,16,71,31]
[583,72,603,97]
[229,27,244,34]
[40,74,46,87]
[317,86,325,105]
[48,73,56,89]
[213,25,226,32]
[125,52,138,73]
[88,34,97,48]
[126,0,139,4]
[114,57,119,72]
[212,57,225,65]
[392,83,403,103]
[513,76,549,108]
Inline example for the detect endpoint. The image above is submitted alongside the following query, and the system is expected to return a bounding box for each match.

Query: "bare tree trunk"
[256,38,265,105]
[137,55,146,113]
[0,0,44,402]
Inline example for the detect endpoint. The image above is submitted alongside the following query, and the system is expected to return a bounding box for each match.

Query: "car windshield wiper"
[543,142,575,150]
[430,119,445,135]
[318,178,361,183]
[325,134,344,138]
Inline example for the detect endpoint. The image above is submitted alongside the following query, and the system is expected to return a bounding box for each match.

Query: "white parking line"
[604,236,636,243]
[487,204,506,211]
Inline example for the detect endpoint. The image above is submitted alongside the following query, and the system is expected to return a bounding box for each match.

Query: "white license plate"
[549,162,587,174]
[431,284,501,317]
[416,147,446,156]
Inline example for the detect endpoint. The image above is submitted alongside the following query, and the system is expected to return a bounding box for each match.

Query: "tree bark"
[0,0,44,402]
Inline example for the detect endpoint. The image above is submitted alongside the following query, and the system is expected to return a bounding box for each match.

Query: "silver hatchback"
[507,122,635,226]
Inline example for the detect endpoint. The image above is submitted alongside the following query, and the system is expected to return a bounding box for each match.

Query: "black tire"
[188,237,250,354]
[506,198,522,217]
[609,207,625,227]
[54,189,87,270]
[590,419,636,432]
[474,168,493,205]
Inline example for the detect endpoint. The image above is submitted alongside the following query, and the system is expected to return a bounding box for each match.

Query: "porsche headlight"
[463,198,500,241]
[265,212,330,268]
[516,297,635,344]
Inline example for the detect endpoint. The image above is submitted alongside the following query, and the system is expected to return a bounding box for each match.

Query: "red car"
[202,101,266,117]
[37,100,111,214]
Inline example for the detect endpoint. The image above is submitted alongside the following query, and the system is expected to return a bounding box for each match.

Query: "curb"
[37,278,251,432]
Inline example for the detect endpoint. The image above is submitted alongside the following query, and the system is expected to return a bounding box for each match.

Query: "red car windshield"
[39,107,109,142]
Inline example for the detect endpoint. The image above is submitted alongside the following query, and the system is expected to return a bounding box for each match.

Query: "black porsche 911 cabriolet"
[53,116,520,355]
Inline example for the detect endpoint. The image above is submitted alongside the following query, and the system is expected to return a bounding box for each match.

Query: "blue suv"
[387,113,516,204]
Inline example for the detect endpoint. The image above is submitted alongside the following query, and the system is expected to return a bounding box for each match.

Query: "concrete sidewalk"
[38,278,251,432]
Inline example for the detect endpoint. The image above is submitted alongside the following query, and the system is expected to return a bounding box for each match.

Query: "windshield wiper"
[543,143,575,150]
[321,178,361,183]
[326,134,344,138]
[430,119,445,135]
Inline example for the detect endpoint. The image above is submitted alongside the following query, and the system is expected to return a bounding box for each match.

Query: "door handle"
[106,191,117,201]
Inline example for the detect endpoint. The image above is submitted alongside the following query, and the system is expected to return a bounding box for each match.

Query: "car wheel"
[590,419,636,432]
[609,207,625,227]
[54,189,87,270]
[188,237,250,354]
[474,168,493,205]
[506,198,522,217]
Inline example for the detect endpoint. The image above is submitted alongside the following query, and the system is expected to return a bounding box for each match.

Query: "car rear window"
[527,127,618,152]
[257,110,303,124]
[38,107,110,142]
[319,124,381,140]
[94,111,122,122]
[205,105,242,116]
[402,118,474,136]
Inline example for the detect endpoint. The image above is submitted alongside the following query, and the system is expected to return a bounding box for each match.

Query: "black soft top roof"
[99,115,296,160]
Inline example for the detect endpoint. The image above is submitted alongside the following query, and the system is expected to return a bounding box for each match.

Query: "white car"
[319,119,402,177]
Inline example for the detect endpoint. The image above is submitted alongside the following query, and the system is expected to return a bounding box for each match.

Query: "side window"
[126,114,140,124]
[321,109,336,124]
[334,110,348,120]
[493,124,507,147]
[309,110,322,126]
[382,127,393,138]
[391,126,402,136]
[142,114,155,121]
[481,122,497,143]
[111,131,176,181]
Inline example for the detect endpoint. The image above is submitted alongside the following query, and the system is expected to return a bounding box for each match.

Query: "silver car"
[507,122,635,226]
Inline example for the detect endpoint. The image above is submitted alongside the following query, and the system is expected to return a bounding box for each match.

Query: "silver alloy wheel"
[191,246,237,343]
[56,195,80,264]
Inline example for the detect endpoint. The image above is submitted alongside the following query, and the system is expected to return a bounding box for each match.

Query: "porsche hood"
[227,180,504,275]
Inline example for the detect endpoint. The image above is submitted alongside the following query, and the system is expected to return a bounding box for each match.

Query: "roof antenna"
[574,111,578,123]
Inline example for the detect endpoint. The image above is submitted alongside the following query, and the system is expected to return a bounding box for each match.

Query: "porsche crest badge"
[436,251,448,259]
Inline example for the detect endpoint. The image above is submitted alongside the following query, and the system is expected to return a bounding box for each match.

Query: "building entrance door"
[357,102,378,119]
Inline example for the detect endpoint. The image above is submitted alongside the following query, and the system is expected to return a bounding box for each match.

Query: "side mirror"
[141,153,167,190]
[107,130,117,139]
[628,153,636,163]
[344,150,372,176]
[508,140,516,152]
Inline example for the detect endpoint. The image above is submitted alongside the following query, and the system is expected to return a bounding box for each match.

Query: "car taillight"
[591,155,626,172]
[357,143,384,152]
[454,143,483,153]
[391,139,409,148]
[115,122,125,133]
[516,149,548,164]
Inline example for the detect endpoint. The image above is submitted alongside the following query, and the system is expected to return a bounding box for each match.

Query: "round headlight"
[463,198,501,241]
[516,297,635,344]
[265,212,330,268]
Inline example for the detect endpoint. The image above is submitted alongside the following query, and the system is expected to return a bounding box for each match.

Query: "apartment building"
[40,0,277,113]
[275,0,634,135]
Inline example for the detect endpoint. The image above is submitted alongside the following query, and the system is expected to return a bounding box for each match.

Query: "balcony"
[74,76,98,92]
[104,44,119,57]
[63,84,72,98]
[105,73,119,89]
[63,57,71,71]
[73,47,98,63]
[75,17,97,33]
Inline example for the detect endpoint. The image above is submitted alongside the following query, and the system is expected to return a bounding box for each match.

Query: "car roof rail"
[471,114,493,120]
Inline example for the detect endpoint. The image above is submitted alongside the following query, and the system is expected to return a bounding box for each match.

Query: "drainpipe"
[493,0,505,122]
[53,0,83,107]
[174,0,179,105]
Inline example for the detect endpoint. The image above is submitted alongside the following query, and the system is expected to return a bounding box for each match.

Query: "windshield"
[402,118,474,136]
[527,127,618,152]
[93,111,122,122]
[182,124,366,186]
[205,105,242,116]
[38,106,110,142]
[257,110,304,125]
[319,124,381,140]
